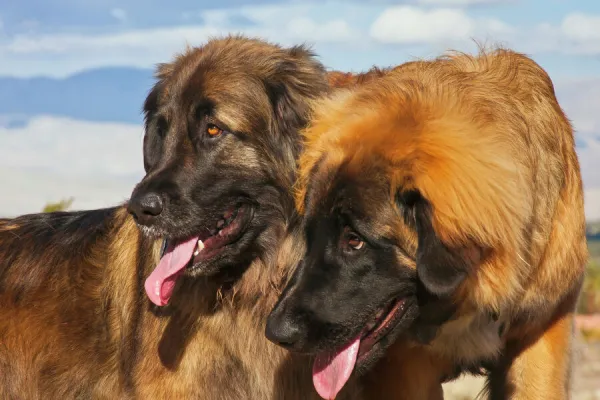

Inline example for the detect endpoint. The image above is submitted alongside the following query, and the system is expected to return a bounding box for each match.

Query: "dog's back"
[0,207,136,398]
[394,49,587,311]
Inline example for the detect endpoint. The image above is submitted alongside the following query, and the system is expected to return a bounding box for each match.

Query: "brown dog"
[266,48,588,399]
[0,36,398,399]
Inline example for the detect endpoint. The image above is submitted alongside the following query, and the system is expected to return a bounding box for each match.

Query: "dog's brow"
[306,155,344,216]
[214,107,251,134]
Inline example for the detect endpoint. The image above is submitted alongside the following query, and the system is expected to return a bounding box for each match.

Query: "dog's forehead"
[307,156,395,224]
[339,169,396,224]
[157,49,272,134]
[302,154,342,217]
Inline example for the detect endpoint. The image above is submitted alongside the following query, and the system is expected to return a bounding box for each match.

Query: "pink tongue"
[144,237,199,306]
[312,337,360,400]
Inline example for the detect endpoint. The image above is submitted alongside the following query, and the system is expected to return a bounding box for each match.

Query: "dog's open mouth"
[311,297,408,400]
[144,203,253,307]
[191,203,253,264]
[357,297,407,359]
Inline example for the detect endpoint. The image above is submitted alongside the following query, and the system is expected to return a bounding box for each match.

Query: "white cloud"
[287,18,355,43]
[522,12,600,56]
[367,7,600,58]
[586,189,600,222]
[561,12,600,43]
[110,8,128,23]
[369,6,513,46]
[479,18,515,36]
[558,12,600,55]
[0,4,362,78]
[370,7,473,44]
[0,25,224,78]
[556,78,600,135]
[578,136,600,193]
[556,77,600,220]
[5,25,220,55]
[209,4,360,43]
[0,116,144,217]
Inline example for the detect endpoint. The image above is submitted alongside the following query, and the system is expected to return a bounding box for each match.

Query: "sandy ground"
[442,316,600,400]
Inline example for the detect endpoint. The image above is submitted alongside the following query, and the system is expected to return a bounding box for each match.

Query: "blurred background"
[0,0,598,398]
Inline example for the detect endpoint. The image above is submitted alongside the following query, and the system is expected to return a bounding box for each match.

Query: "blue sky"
[0,0,599,219]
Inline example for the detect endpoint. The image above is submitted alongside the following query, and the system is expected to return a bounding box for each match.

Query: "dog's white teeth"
[218,229,225,237]
[194,240,204,256]
[216,219,226,229]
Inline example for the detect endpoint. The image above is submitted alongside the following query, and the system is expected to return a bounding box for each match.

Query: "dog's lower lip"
[357,298,407,360]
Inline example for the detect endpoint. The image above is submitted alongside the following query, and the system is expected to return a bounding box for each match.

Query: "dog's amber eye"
[206,124,223,137]
[347,233,365,250]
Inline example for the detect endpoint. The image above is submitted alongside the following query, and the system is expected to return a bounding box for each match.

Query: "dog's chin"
[137,224,167,240]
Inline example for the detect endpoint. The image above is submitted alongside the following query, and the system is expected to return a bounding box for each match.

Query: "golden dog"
[266,48,588,400]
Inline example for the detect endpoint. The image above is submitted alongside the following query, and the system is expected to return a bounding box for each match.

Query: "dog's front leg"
[487,309,576,400]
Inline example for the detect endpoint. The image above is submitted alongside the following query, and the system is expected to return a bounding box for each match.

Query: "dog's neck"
[214,217,305,316]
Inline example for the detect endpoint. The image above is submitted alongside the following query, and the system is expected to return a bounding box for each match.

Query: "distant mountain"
[0,68,155,124]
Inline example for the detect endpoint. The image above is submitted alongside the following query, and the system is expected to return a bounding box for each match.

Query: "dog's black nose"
[128,192,164,225]
[265,312,304,350]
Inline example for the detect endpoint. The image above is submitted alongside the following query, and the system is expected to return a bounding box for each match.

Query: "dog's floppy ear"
[396,189,469,297]
[141,61,175,173]
[263,45,329,190]
[266,45,328,141]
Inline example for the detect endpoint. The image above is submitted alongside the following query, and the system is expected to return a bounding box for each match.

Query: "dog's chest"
[133,308,324,400]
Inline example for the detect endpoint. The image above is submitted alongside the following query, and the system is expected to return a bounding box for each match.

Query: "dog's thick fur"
[0,207,319,399]
[271,49,588,399]
[0,36,400,399]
